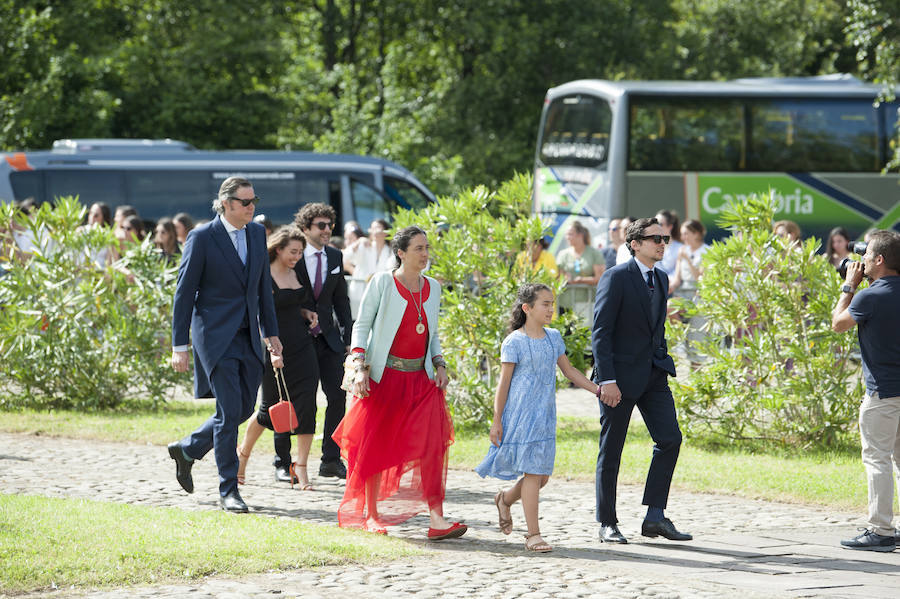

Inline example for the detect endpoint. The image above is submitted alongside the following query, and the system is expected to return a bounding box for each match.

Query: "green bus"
[534,76,900,249]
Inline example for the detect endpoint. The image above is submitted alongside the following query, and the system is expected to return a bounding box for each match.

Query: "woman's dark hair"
[88,202,112,227]
[568,221,591,246]
[267,226,307,263]
[681,218,706,238]
[824,226,851,260]
[509,283,554,332]
[173,212,195,234]
[154,217,178,255]
[122,215,145,241]
[390,225,427,269]
[656,209,681,243]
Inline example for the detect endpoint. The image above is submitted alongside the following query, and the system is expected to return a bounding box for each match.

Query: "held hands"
[265,336,283,358]
[171,350,190,372]
[598,382,622,407]
[352,369,370,398]
[489,421,503,447]
[271,354,285,369]
[301,309,318,329]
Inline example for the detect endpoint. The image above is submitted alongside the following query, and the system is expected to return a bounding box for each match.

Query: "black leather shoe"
[274,465,299,484]
[219,490,248,513]
[319,460,347,479]
[641,518,692,541]
[167,442,194,494]
[841,529,895,552]
[599,523,628,544]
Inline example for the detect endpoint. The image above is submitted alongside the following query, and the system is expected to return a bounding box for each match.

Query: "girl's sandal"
[494,490,513,535]
[289,463,313,491]
[236,447,250,485]
[524,532,552,553]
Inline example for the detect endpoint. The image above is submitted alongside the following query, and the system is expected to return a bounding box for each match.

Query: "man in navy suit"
[275,202,352,481]
[591,217,691,544]
[168,176,282,513]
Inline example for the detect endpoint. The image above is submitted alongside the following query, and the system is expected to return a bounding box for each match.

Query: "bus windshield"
[539,95,611,168]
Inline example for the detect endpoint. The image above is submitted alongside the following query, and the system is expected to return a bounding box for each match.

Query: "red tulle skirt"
[332,367,454,529]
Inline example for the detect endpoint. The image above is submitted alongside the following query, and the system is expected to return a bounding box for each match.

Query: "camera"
[837,241,868,279]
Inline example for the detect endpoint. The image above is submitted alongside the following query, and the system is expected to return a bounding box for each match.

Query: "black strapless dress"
[258,282,319,434]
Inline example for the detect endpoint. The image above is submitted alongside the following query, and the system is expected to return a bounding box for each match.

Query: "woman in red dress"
[333,226,466,540]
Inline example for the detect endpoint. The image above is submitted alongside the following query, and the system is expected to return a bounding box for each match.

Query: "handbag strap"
[273,363,291,404]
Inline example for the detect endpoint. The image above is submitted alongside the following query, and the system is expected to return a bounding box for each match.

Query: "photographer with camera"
[832,230,900,552]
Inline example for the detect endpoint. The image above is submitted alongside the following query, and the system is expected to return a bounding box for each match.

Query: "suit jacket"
[296,244,352,354]
[591,257,676,399]
[172,215,278,397]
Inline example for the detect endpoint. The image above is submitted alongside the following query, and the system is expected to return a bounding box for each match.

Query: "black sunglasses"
[228,196,260,207]
[313,221,334,230]
[638,234,670,244]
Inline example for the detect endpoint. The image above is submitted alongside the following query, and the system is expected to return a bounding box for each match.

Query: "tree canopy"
[0,0,889,194]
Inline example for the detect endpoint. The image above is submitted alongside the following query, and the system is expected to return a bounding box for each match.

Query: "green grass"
[1,403,868,511]
[0,493,416,594]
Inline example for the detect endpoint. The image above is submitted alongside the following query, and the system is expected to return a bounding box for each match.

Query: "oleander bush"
[391,173,590,424]
[0,197,189,409]
[667,192,863,448]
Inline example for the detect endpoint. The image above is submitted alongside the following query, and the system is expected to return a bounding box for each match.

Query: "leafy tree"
[667,192,863,448]
[0,197,189,409]
[391,173,589,423]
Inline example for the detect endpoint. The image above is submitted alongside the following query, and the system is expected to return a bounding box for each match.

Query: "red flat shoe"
[427,522,467,540]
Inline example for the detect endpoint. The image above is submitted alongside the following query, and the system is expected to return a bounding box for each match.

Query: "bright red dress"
[333,277,454,528]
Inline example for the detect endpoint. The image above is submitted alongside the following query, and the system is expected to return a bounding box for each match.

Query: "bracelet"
[352,352,366,362]
[432,356,447,369]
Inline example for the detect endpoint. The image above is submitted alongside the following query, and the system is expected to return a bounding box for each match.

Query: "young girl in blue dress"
[475,283,599,552]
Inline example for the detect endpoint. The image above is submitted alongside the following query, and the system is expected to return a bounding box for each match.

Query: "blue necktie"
[234,229,247,265]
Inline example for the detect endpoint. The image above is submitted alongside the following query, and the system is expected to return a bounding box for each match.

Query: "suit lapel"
[628,259,653,326]
[211,216,247,288]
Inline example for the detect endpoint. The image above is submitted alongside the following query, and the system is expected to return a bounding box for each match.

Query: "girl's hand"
[352,370,370,398]
[271,354,285,369]
[489,421,503,447]
[434,366,449,390]
[301,308,318,329]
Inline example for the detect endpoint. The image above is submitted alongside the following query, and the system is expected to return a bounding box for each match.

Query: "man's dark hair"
[868,230,900,273]
[293,202,336,231]
[624,217,659,256]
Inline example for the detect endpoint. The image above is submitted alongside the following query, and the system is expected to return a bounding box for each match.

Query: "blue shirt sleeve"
[500,333,519,363]
[849,288,873,325]
[549,327,566,358]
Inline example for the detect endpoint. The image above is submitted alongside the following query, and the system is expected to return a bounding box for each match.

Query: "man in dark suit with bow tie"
[591,216,691,544]
[279,202,352,482]
[168,176,282,513]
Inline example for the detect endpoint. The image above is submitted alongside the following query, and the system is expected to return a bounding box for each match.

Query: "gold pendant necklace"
[411,275,425,335]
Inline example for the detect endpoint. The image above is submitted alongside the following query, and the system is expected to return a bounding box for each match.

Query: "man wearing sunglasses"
[591,217,690,545]
[288,202,353,481]
[168,176,282,513]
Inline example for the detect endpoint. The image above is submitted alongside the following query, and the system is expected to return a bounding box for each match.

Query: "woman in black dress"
[237,226,320,489]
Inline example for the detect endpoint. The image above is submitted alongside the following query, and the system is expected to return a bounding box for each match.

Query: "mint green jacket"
[350,271,443,383]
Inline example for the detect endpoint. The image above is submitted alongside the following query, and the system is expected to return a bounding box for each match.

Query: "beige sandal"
[494,490,513,535]
[289,463,313,491]
[236,446,250,485]
[524,532,552,553]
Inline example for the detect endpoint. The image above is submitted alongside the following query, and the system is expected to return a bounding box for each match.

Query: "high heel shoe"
[236,446,250,485]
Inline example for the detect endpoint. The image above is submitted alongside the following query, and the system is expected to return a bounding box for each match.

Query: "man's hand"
[599,382,622,407]
[265,336,283,357]
[845,260,864,289]
[171,350,190,372]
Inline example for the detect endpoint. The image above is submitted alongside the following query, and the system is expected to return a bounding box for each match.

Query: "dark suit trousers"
[595,366,682,524]
[274,334,345,468]
[182,329,262,496]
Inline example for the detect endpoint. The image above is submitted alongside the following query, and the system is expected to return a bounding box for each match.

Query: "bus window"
[127,171,209,220]
[629,97,744,171]
[351,179,392,230]
[234,174,298,225]
[748,99,879,172]
[384,176,430,210]
[9,171,43,203]
[46,170,126,206]
[540,95,611,168]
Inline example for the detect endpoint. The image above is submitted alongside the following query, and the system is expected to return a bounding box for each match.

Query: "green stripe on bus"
[873,201,900,231]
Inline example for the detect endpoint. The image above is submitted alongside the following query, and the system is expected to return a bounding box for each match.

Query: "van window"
[351,179,391,230]
[384,176,430,210]
[127,171,210,220]
[46,170,126,206]
[9,171,43,203]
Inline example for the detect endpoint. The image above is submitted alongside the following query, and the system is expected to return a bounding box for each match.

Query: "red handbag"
[268,366,298,433]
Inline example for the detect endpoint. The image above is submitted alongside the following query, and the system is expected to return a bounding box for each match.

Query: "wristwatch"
[841,284,855,294]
